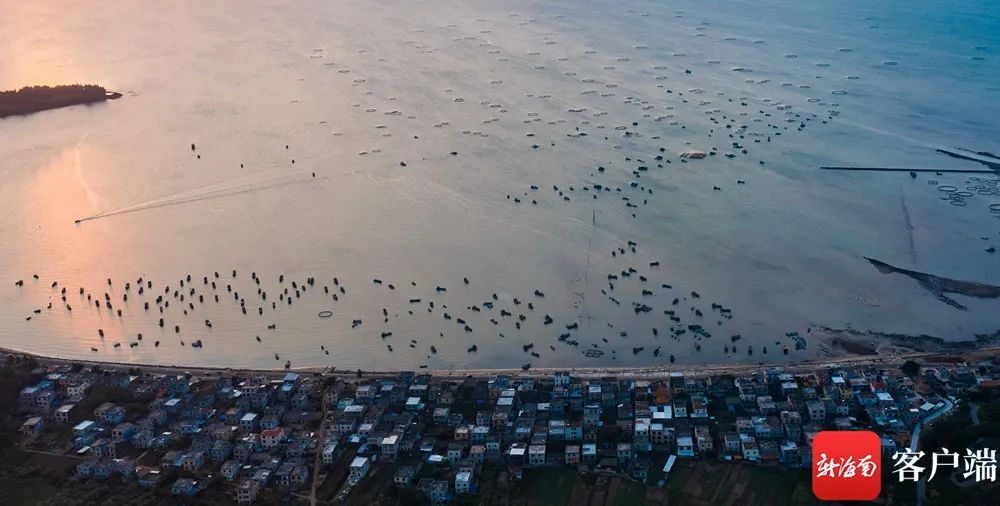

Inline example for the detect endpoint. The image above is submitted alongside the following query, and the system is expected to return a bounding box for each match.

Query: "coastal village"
[4,350,999,505]
[2,1,999,505]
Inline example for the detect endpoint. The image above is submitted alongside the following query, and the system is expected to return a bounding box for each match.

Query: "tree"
[901,360,920,378]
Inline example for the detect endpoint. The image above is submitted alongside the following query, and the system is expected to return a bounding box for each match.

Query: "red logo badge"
[812,430,882,500]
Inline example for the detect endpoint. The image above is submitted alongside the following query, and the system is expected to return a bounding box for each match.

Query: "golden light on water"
[1,0,999,370]
[0,2,88,90]
[5,143,110,351]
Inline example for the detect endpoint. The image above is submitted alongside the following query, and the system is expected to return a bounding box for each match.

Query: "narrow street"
[309,384,330,506]
[913,398,955,506]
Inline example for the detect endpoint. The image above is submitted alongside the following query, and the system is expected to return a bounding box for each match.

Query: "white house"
[455,471,472,494]
[54,403,76,423]
[677,436,695,457]
[322,442,338,464]
[528,445,546,466]
[239,413,259,432]
[348,456,370,485]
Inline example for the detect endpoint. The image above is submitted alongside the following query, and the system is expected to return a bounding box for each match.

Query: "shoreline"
[4,343,998,380]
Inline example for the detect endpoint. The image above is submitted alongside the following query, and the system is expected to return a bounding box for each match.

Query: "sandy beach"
[5,341,997,382]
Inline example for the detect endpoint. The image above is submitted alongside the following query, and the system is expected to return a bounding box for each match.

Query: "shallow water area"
[0,0,998,370]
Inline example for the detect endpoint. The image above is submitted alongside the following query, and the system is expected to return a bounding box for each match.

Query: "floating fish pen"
[688,325,711,338]
[786,332,808,350]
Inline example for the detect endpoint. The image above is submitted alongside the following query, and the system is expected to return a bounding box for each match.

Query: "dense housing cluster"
[11,356,1000,504]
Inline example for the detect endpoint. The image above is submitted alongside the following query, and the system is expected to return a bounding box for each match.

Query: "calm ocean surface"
[1,0,998,369]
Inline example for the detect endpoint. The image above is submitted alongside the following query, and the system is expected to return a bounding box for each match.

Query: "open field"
[665,460,817,506]
[521,467,578,505]
[521,468,665,506]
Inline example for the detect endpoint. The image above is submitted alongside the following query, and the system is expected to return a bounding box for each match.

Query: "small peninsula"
[865,257,1000,310]
[0,84,121,118]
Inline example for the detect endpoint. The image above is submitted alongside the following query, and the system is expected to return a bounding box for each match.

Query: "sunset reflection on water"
[1,0,998,370]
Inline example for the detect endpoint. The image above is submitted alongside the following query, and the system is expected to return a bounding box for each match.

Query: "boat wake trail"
[75,170,317,224]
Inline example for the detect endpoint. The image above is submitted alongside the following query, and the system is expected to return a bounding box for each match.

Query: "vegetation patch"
[0,85,120,118]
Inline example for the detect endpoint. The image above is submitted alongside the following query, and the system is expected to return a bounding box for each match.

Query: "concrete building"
[455,471,472,494]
